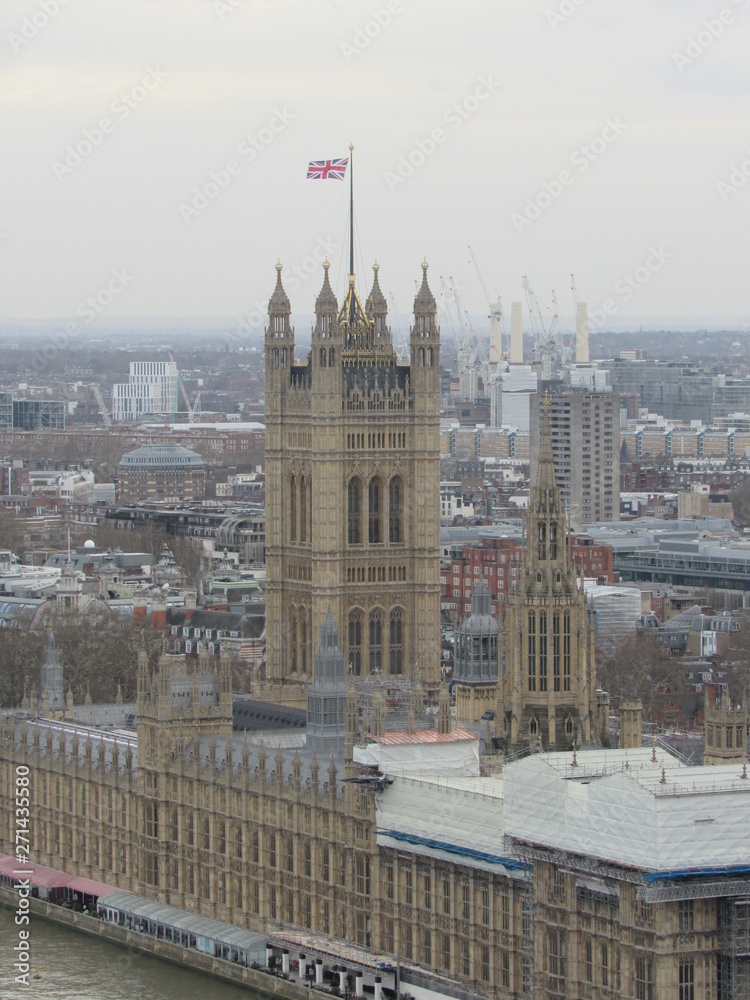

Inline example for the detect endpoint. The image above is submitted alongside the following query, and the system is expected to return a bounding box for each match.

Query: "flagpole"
[349,142,354,280]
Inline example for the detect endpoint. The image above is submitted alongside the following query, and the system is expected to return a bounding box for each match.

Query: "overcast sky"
[1,0,749,331]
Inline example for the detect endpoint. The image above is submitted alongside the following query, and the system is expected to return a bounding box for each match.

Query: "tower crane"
[468,245,504,364]
[92,385,111,430]
[179,379,195,422]
[522,275,560,380]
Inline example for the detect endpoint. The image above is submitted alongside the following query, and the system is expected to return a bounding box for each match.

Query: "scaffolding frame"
[719,898,750,1000]
[639,879,750,903]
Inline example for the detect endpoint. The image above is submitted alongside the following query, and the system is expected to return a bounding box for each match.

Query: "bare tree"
[718,611,750,701]
[0,616,160,709]
[597,632,687,722]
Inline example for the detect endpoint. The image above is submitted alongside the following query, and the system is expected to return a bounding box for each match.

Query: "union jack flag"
[306,157,349,180]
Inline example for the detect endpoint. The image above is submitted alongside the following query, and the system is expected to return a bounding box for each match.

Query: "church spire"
[40,631,65,713]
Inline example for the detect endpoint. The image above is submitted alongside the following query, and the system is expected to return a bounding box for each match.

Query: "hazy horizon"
[2,0,748,328]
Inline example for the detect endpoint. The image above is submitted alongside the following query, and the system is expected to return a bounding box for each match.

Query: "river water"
[0,913,265,1000]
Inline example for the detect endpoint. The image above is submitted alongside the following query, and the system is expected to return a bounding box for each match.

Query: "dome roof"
[119,444,204,468]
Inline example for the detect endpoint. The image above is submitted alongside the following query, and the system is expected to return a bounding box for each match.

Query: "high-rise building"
[530,385,620,524]
[112,361,179,422]
[264,259,441,689]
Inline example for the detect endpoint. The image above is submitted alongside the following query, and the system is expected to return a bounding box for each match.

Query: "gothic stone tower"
[500,404,597,751]
[265,259,441,691]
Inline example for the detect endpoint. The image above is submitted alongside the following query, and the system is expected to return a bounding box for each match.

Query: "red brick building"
[442,533,615,621]
[117,443,206,504]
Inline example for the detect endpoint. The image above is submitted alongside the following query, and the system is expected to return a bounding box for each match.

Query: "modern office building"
[606,359,716,425]
[12,398,66,430]
[112,361,179,422]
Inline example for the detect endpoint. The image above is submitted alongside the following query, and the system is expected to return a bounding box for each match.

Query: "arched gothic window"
[272,348,279,368]
[299,476,307,543]
[563,612,571,692]
[329,347,335,366]
[349,610,362,676]
[289,607,297,674]
[527,612,536,692]
[348,478,362,545]
[418,347,425,366]
[553,612,561,692]
[320,347,327,367]
[289,475,296,542]
[538,522,546,561]
[539,611,548,692]
[389,477,403,544]
[550,522,558,560]
[389,608,403,675]
[369,609,382,674]
[369,477,382,543]
[300,608,308,675]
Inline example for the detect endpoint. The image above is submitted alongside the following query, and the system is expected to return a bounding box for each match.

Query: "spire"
[40,631,64,712]
[366,261,387,315]
[413,258,436,315]
[314,259,338,320]
[268,259,291,314]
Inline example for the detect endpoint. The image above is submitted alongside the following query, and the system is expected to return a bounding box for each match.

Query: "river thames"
[0,914,266,1000]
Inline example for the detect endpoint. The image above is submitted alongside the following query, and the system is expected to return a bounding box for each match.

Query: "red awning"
[0,853,87,891]
[67,876,119,897]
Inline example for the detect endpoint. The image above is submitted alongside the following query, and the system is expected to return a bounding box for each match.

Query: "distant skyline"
[2,0,749,330]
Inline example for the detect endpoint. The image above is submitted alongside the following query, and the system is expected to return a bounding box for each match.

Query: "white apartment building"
[112,361,179,421]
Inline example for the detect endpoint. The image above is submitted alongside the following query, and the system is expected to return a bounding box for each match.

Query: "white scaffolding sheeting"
[503,748,750,872]
[584,581,642,638]
[375,774,518,875]
[354,737,480,777]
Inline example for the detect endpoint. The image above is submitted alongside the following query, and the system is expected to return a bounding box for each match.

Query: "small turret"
[366,261,389,345]
[266,261,294,375]
[411,259,439,373]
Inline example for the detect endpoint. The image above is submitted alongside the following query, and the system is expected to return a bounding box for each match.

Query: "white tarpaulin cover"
[502,747,750,873]
[375,773,526,875]
[354,731,480,777]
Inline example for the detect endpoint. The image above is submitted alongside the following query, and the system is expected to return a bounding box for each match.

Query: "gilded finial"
[544,389,549,408]
[422,257,429,273]
[373,260,379,273]
[275,259,282,274]
[349,142,354,153]
[323,258,330,271]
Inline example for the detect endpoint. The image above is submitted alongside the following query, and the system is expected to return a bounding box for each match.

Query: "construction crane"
[468,245,504,364]
[92,385,111,430]
[179,379,195,422]
[522,275,560,380]
[438,276,460,344]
